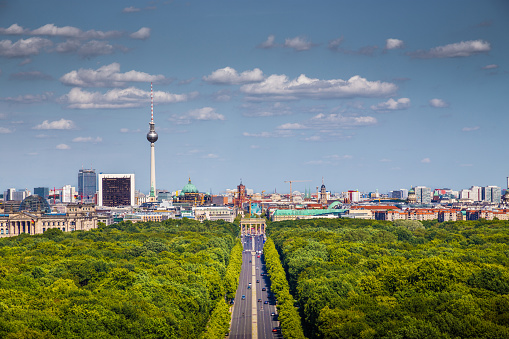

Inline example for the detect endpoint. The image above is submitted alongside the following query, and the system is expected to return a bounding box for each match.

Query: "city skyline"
[0,1,508,193]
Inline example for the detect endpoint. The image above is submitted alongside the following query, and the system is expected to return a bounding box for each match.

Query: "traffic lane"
[256,245,278,338]
[229,249,252,338]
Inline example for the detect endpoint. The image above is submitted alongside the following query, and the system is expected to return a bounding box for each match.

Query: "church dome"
[181,178,198,194]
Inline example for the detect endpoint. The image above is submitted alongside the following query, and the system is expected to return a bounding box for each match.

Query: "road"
[228,234,281,338]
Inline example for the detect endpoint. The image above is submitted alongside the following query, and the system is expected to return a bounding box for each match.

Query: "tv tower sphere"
[147,125,158,143]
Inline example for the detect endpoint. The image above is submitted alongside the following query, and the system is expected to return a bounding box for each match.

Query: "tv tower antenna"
[147,82,158,199]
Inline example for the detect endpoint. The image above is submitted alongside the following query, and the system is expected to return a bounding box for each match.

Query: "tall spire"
[147,82,158,199]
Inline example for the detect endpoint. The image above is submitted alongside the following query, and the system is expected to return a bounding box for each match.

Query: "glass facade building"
[78,169,97,202]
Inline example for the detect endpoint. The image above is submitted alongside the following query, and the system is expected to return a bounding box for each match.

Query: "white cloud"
[429,98,449,108]
[328,37,344,51]
[482,64,498,70]
[385,38,404,50]
[56,144,70,150]
[310,113,377,129]
[120,128,129,133]
[0,37,52,57]
[421,158,431,163]
[130,27,151,40]
[241,74,397,100]
[173,107,225,124]
[30,24,122,39]
[243,130,292,138]
[242,102,292,117]
[462,126,480,132]
[371,98,410,111]
[75,40,116,57]
[283,36,314,51]
[1,92,53,103]
[304,136,321,142]
[277,123,307,130]
[410,40,490,58]
[258,35,276,49]
[60,63,166,87]
[61,87,196,109]
[123,6,141,13]
[380,158,391,162]
[0,127,12,133]
[0,24,28,35]
[203,67,264,85]
[203,153,219,159]
[72,136,102,143]
[34,118,75,130]
[325,154,353,160]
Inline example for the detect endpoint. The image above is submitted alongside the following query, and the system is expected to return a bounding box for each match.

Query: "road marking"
[251,251,257,339]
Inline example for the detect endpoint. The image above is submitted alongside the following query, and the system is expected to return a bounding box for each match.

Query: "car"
[242,295,246,300]
[248,285,251,289]
[249,260,251,263]
[272,327,279,333]
[262,287,266,291]
[256,280,259,283]
[257,298,262,302]
[230,298,235,304]
[264,300,269,304]
[257,255,260,258]
[271,312,275,316]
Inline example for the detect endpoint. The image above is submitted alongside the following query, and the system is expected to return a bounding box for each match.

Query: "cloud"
[130,27,151,40]
[409,40,490,58]
[462,126,480,132]
[241,74,397,101]
[74,40,117,57]
[385,38,404,50]
[9,70,52,80]
[328,37,344,51]
[421,158,431,163]
[0,127,12,133]
[379,158,392,162]
[258,35,276,49]
[283,36,315,51]
[277,123,307,130]
[30,24,122,39]
[0,37,52,57]
[482,64,498,70]
[202,153,219,159]
[429,98,449,108]
[122,6,141,13]
[172,107,225,124]
[310,113,377,129]
[1,92,53,103]
[242,102,292,117]
[60,63,166,87]
[56,144,70,150]
[0,24,28,35]
[61,87,196,109]
[243,130,293,138]
[212,89,232,102]
[304,136,321,142]
[72,136,102,143]
[371,98,410,111]
[203,67,264,85]
[325,154,353,160]
[34,118,75,130]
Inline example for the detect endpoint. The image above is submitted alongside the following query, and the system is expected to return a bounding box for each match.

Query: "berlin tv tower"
[146,82,158,199]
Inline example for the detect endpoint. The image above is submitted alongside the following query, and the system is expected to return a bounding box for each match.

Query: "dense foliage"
[264,238,306,339]
[0,218,239,338]
[268,218,509,339]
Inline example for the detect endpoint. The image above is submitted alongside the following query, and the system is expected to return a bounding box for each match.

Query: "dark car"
[242,295,246,300]
[271,312,275,316]
[264,300,269,304]
[262,287,266,291]
[258,298,262,302]
[256,280,259,283]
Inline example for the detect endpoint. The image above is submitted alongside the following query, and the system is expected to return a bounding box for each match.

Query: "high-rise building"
[146,83,158,200]
[61,185,75,203]
[34,187,49,200]
[97,174,135,207]
[3,188,16,201]
[78,169,97,202]
[483,186,501,203]
[414,186,432,204]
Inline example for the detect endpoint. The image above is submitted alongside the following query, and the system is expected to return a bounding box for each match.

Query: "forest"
[0,219,240,338]
[267,218,509,339]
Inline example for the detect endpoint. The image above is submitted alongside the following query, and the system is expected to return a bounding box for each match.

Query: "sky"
[0,0,508,195]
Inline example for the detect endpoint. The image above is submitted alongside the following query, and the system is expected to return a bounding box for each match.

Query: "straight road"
[228,234,281,338]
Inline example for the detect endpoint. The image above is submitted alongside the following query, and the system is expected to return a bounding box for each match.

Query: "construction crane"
[284,180,311,203]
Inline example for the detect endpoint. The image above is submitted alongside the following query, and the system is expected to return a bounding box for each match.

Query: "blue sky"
[0,0,508,195]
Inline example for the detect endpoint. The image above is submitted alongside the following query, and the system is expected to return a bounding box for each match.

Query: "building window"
[43,228,45,232]
[6,229,9,234]
[62,228,65,232]
[1,229,3,235]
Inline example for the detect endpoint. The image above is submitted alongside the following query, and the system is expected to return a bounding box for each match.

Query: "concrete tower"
[146,83,158,200]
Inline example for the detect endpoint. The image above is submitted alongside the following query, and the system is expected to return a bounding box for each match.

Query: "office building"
[34,187,49,200]
[98,174,135,207]
[483,186,501,204]
[78,169,97,202]
[414,186,432,204]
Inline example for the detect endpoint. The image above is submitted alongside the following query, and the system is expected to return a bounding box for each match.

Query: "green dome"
[181,178,198,195]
